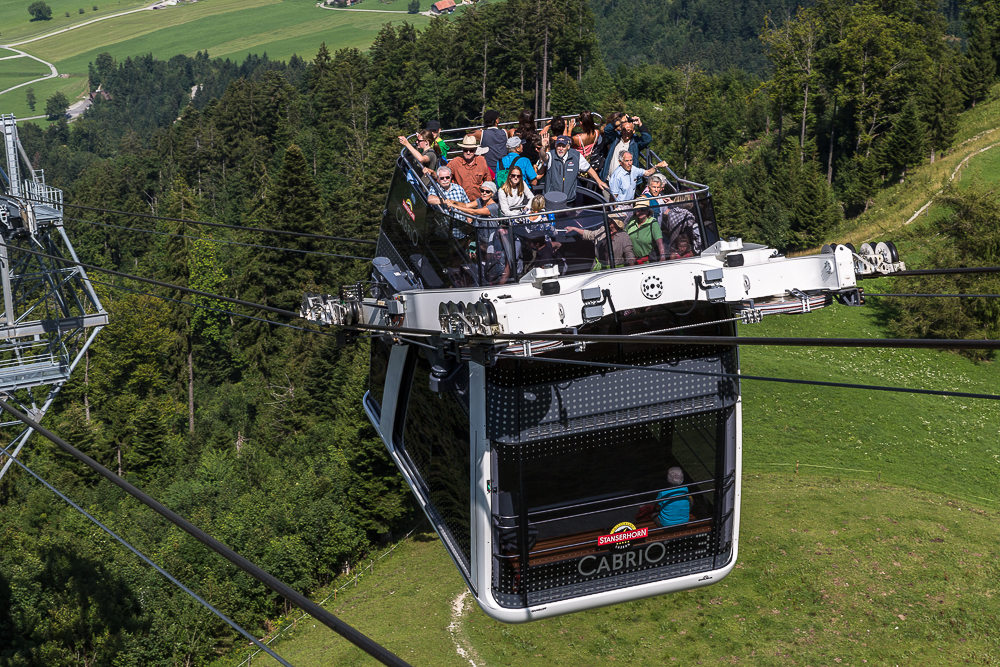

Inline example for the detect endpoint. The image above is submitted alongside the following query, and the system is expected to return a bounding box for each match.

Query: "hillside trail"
[448,591,483,667]
[797,127,1000,256]
[0,48,57,97]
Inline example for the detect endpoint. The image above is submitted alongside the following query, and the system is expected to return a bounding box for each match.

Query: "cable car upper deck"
[301,117,907,339]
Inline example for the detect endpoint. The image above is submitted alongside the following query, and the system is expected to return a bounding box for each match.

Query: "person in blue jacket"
[655,466,691,527]
[600,114,653,182]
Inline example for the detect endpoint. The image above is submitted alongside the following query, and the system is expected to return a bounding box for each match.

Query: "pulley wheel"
[484,300,498,325]
[859,243,875,258]
[844,243,856,254]
[884,240,899,263]
[875,242,895,265]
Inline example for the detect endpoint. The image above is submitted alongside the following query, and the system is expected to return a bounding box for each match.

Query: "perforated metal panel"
[490,402,736,608]
[487,346,738,444]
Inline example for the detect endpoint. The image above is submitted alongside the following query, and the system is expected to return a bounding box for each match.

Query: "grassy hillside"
[0,0,149,44]
[0,55,50,90]
[241,475,998,667]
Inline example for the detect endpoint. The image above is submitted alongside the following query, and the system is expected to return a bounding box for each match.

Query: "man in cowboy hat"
[563,215,636,270]
[450,134,492,201]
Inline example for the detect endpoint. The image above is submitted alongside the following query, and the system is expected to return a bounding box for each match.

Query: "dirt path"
[447,591,483,667]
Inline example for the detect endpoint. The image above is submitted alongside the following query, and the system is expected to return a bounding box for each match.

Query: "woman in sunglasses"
[498,166,532,216]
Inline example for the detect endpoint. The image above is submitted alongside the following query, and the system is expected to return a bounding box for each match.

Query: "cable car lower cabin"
[364,304,741,623]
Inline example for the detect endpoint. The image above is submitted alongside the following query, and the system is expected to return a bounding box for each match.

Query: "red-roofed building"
[430,0,455,14]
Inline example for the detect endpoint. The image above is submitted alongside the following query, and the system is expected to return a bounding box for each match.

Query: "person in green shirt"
[426,120,449,164]
[625,206,665,263]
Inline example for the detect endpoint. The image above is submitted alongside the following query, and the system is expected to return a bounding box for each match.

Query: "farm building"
[430,0,455,14]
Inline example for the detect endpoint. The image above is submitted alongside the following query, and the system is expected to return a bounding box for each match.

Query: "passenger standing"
[398,130,439,183]
[426,166,470,206]
[450,135,492,201]
[600,114,653,182]
[538,135,608,206]
[445,181,499,219]
[426,120,448,164]
[572,111,602,170]
[496,137,539,187]
[472,109,508,174]
[512,109,541,164]
[498,166,532,217]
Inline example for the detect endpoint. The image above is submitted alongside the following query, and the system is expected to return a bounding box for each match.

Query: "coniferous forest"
[1,0,999,663]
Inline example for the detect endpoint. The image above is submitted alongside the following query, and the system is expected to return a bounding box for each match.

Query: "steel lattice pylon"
[0,114,107,481]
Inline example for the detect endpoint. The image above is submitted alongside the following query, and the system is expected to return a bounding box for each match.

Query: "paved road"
[0,2,160,116]
[316,2,430,14]
[0,47,58,97]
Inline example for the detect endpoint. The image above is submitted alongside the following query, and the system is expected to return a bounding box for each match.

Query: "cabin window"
[492,407,734,607]
[397,347,472,572]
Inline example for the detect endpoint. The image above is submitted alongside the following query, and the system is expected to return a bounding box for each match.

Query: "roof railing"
[397,150,708,230]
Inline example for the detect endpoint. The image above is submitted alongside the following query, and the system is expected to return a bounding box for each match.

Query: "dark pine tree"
[883,98,926,183]
[922,60,961,163]
[962,25,996,108]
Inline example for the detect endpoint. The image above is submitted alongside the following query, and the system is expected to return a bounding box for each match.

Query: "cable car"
[301,119,905,623]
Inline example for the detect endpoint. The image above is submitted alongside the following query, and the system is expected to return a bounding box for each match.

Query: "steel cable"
[0,398,413,667]
[0,439,297,667]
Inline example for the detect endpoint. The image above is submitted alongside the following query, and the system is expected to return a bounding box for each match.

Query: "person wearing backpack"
[496,136,539,188]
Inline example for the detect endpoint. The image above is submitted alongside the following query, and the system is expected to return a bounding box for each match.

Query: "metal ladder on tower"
[0,113,108,481]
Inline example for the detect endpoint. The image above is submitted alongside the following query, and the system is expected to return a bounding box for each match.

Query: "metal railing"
[21,180,62,212]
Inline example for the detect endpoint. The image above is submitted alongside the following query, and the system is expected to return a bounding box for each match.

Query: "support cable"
[0,398,413,667]
[68,217,373,261]
[0,440,296,667]
[863,293,1000,298]
[496,354,1000,401]
[87,277,338,337]
[60,202,378,245]
[865,267,1000,278]
[484,331,1000,351]
[1,241,301,318]
[10,239,999,351]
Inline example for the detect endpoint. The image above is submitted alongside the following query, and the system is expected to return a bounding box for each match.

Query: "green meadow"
[241,476,998,666]
[0,0,439,114]
[0,55,50,91]
[0,0,149,44]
